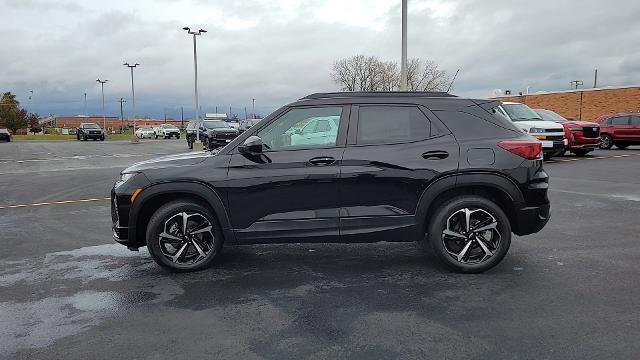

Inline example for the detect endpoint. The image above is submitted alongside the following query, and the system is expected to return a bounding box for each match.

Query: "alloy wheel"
[442,208,501,264]
[599,135,612,149]
[159,212,215,266]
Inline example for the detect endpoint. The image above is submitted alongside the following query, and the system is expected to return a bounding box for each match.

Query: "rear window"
[356,106,430,145]
[631,116,640,126]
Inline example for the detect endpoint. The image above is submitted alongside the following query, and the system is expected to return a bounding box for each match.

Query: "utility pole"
[593,69,598,88]
[252,98,256,119]
[164,109,167,123]
[118,98,127,132]
[83,93,87,116]
[181,106,184,128]
[123,62,140,140]
[570,80,584,90]
[183,26,207,151]
[244,106,247,120]
[96,79,108,130]
[400,0,408,91]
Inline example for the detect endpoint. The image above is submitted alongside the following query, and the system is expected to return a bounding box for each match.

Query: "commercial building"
[497,85,640,121]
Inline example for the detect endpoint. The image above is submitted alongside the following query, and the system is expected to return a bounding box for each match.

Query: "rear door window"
[630,116,640,126]
[356,106,430,145]
[611,116,630,125]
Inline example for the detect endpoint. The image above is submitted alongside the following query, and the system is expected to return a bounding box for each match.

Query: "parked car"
[111,91,550,274]
[238,118,261,133]
[135,127,155,139]
[495,102,566,160]
[76,123,105,141]
[595,113,640,149]
[534,109,600,156]
[186,119,239,149]
[0,128,11,142]
[153,124,180,139]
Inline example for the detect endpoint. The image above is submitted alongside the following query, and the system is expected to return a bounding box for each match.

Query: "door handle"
[422,150,449,160]
[308,156,336,166]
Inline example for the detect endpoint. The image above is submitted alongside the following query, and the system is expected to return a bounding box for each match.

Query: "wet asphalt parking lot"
[1,140,639,359]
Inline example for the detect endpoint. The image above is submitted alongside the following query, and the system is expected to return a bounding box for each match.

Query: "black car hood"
[124,150,216,173]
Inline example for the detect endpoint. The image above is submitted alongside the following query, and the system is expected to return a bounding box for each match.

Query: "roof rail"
[300,91,457,100]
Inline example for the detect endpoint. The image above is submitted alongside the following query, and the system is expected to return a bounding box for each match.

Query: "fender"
[415,171,524,234]
[128,181,236,245]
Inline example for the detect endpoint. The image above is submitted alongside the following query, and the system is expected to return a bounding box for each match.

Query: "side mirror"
[238,135,263,154]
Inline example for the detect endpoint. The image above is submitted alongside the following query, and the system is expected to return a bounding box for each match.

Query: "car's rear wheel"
[599,134,613,149]
[146,201,223,272]
[428,196,511,273]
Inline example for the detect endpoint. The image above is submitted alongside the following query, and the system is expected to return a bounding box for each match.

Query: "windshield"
[203,120,231,129]
[162,125,178,129]
[83,123,100,129]
[502,103,543,121]
[535,109,567,121]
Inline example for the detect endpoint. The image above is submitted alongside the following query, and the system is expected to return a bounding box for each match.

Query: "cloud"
[1,0,639,118]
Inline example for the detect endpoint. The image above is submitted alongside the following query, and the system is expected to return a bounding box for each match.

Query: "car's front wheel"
[146,201,223,272]
[428,196,511,273]
[599,134,613,149]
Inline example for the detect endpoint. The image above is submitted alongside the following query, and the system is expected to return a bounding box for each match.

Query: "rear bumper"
[514,203,550,236]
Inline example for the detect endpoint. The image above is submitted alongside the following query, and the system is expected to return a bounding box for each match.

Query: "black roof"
[301,91,457,100]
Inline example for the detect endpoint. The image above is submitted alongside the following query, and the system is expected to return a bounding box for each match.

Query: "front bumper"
[541,140,566,153]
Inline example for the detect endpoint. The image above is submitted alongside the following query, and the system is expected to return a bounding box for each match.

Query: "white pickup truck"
[496,102,567,160]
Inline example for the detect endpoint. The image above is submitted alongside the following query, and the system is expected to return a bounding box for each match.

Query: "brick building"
[498,85,640,121]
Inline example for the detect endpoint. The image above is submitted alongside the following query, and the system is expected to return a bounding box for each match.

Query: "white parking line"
[545,153,640,163]
[0,153,168,163]
[0,197,111,210]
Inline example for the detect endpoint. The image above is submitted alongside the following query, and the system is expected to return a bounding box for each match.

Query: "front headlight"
[529,127,545,134]
[115,172,137,188]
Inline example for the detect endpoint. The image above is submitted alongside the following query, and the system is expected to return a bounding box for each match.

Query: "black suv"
[186,119,240,149]
[77,123,105,141]
[112,92,550,273]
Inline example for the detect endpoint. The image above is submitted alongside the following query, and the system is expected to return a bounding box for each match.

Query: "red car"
[595,113,640,149]
[534,109,600,156]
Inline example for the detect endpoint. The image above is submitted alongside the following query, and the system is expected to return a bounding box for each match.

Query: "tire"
[187,138,193,149]
[155,134,159,139]
[599,134,613,149]
[76,134,80,141]
[100,136,105,141]
[616,144,629,150]
[572,149,591,156]
[146,201,223,272]
[428,196,512,274]
[543,153,553,161]
[202,137,209,149]
[82,135,86,141]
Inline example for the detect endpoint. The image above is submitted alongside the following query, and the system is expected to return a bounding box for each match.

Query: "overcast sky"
[1,0,639,119]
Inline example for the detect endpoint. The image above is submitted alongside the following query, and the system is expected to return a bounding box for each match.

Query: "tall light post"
[183,26,207,150]
[96,79,108,130]
[83,92,87,116]
[252,98,256,119]
[123,62,140,140]
[400,0,408,91]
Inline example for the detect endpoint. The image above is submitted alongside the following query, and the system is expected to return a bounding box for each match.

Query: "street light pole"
[252,98,255,119]
[183,26,207,150]
[123,62,140,141]
[400,0,408,91]
[83,92,87,116]
[96,79,108,130]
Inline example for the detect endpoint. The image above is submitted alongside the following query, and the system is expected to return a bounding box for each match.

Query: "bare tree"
[331,55,450,92]
[406,59,450,91]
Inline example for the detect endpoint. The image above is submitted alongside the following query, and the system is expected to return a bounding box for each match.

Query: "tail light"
[497,140,542,160]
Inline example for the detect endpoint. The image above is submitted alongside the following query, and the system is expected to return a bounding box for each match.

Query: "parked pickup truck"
[495,102,567,160]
